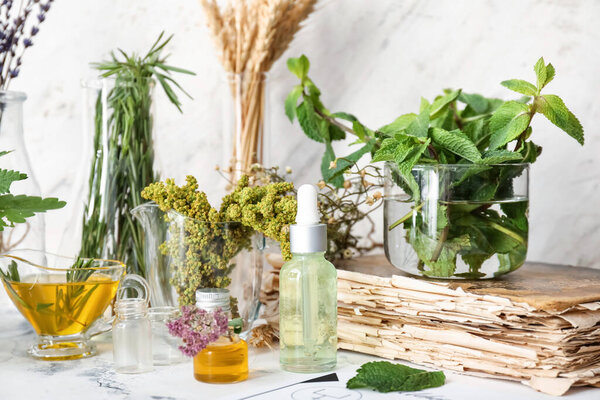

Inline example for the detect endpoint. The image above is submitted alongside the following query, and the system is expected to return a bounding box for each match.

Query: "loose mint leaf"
[296,98,324,143]
[406,108,429,138]
[480,150,523,164]
[537,94,584,145]
[458,92,488,114]
[501,79,538,96]
[347,361,445,393]
[534,57,547,90]
[379,113,417,136]
[284,85,303,122]
[287,55,310,80]
[0,169,27,195]
[430,128,481,163]
[544,63,556,87]
[488,101,531,149]
[0,194,66,231]
[430,89,461,119]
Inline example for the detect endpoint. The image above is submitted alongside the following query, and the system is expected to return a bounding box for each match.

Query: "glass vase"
[222,72,269,180]
[60,77,157,277]
[383,162,529,279]
[0,91,46,252]
[131,203,264,335]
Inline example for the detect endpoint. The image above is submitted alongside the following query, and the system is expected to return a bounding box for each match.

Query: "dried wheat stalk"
[199,0,317,177]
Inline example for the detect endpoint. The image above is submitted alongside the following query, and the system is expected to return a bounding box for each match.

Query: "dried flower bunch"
[141,174,296,305]
[198,0,317,176]
[166,306,229,357]
[0,0,52,90]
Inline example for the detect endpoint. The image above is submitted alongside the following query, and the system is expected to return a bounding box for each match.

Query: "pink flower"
[166,306,229,357]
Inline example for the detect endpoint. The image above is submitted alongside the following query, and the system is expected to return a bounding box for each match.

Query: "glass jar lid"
[195,288,230,313]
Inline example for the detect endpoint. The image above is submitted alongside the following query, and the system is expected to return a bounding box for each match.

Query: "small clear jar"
[193,288,248,384]
[149,306,184,365]
[112,275,153,374]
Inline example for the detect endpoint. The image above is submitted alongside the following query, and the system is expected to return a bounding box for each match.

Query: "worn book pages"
[336,255,600,396]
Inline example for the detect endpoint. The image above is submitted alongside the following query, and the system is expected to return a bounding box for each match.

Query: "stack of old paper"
[336,255,600,396]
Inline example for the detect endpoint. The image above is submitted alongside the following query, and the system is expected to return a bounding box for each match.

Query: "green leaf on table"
[0,194,66,231]
[296,98,324,143]
[285,85,303,122]
[406,108,430,138]
[379,113,417,136]
[488,101,531,149]
[347,361,446,393]
[430,128,481,163]
[0,169,27,195]
[537,94,584,145]
[501,79,538,96]
[287,55,310,80]
[480,150,523,164]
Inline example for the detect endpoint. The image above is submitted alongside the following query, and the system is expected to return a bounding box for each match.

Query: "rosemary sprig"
[79,32,194,277]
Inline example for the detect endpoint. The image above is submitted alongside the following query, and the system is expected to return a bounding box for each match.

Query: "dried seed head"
[343,248,353,259]
[343,180,352,189]
[285,166,292,174]
[373,191,382,200]
[329,160,337,169]
[317,180,326,189]
[366,196,375,206]
[327,216,336,225]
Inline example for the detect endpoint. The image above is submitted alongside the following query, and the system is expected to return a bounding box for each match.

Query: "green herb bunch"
[286,56,583,278]
[141,174,296,305]
[79,32,194,277]
[0,150,65,251]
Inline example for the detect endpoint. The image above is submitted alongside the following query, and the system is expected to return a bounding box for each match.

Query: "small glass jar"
[149,306,184,365]
[113,298,153,373]
[193,288,248,384]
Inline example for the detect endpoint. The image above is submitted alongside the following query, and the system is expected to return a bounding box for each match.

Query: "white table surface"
[0,291,598,400]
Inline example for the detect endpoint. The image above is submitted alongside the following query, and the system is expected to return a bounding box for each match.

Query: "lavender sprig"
[166,305,229,357]
[0,0,53,90]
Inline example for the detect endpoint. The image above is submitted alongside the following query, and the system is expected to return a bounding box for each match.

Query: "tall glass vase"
[222,72,269,181]
[0,91,46,252]
[60,78,157,277]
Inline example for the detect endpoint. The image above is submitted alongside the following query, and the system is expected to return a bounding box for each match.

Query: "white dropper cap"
[296,184,320,225]
[290,184,327,253]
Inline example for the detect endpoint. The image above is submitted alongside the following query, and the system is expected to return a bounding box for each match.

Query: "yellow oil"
[193,335,248,383]
[3,274,119,336]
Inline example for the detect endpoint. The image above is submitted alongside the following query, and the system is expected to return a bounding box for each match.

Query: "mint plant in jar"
[285,56,584,279]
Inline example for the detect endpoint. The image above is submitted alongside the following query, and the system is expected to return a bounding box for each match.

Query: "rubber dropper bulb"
[296,184,320,226]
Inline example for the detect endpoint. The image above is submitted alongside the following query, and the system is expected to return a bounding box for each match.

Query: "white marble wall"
[8,0,600,268]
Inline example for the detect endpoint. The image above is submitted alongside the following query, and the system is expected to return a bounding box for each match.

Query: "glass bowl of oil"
[0,250,126,360]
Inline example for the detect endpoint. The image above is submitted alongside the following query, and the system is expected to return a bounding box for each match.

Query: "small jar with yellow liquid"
[194,288,248,383]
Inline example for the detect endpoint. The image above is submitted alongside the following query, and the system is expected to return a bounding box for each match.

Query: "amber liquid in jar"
[193,335,248,383]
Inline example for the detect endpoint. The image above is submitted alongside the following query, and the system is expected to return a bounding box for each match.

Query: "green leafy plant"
[0,150,65,234]
[79,32,194,277]
[286,56,583,278]
[347,361,445,393]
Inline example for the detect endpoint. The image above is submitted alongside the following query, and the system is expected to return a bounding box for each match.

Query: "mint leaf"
[287,55,310,80]
[320,141,343,188]
[371,138,398,162]
[520,141,542,163]
[537,94,584,145]
[430,128,481,163]
[0,169,27,195]
[488,101,531,149]
[331,111,358,122]
[406,108,429,138]
[284,85,303,122]
[501,79,538,96]
[324,141,374,185]
[296,98,324,143]
[0,194,66,231]
[480,149,523,164]
[534,57,547,90]
[544,63,556,87]
[347,361,445,393]
[379,113,417,136]
[430,89,461,119]
[458,92,488,114]
[396,139,430,201]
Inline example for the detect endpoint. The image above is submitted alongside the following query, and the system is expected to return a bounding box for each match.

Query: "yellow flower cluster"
[141,175,296,305]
